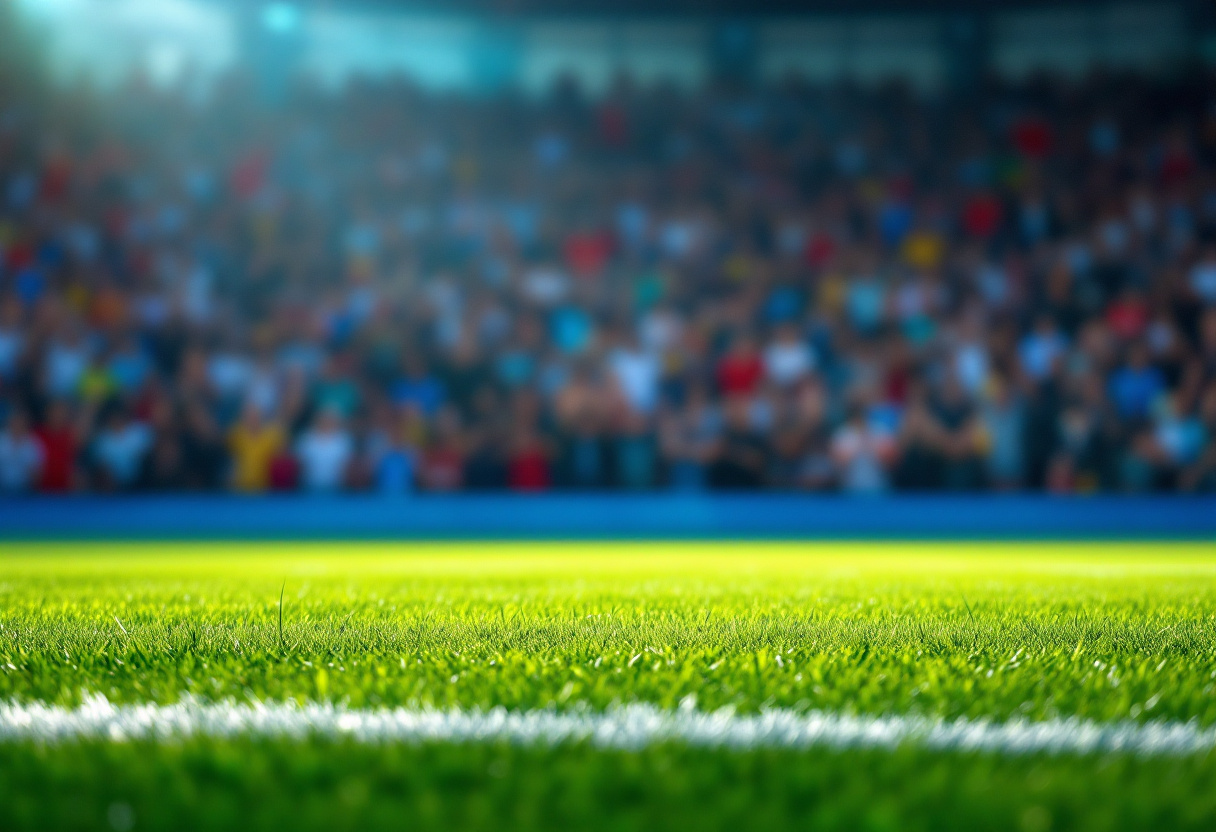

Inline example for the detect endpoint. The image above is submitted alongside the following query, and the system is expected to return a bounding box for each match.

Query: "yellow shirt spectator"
[228,420,284,492]
[902,231,945,270]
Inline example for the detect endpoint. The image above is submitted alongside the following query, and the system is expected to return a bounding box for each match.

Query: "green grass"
[2,541,1216,831]
[5,737,1216,832]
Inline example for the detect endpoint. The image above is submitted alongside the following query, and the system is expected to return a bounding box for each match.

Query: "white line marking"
[1,697,1213,756]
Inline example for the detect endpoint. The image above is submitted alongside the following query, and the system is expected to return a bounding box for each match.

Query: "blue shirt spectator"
[1109,345,1165,420]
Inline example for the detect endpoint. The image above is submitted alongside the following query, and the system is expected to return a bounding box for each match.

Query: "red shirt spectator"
[1011,118,1053,159]
[884,365,912,407]
[34,402,77,492]
[564,231,613,279]
[717,337,765,397]
[963,193,1002,238]
[1106,291,1149,340]
[803,232,836,270]
[268,452,299,491]
[508,433,550,491]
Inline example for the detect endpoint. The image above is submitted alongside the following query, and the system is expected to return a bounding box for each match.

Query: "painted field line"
[1,696,1214,757]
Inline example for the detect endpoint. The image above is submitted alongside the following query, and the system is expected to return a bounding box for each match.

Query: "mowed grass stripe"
[2,542,1216,724]
[4,697,1216,757]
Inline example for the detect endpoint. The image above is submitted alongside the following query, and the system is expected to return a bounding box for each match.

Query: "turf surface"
[2,541,1216,830]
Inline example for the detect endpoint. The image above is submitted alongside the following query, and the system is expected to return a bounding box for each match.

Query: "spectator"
[417,407,465,491]
[981,376,1026,489]
[556,402,611,489]
[77,352,117,404]
[1154,393,1206,473]
[895,382,946,490]
[507,426,551,491]
[44,328,91,399]
[763,324,815,387]
[392,354,445,417]
[295,408,354,492]
[365,408,419,494]
[139,428,187,491]
[1181,386,1216,491]
[0,297,24,382]
[716,334,765,398]
[0,61,1212,496]
[108,336,152,395]
[609,333,660,416]
[1106,288,1149,342]
[707,396,768,489]
[613,409,659,489]
[832,403,897,494]
[1019,315,1068,382]
[33,400,80,492]
[933,374,987,490]
[0,410,43,492]
[180,403,227,490]
[1109,342,1165,420]
[1189,246,1216,304]
[90,407,152,490]
[228,403,285,493]
[659,385,720,490]
[463,422,509,490]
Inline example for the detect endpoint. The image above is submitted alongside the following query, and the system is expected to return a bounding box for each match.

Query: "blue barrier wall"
[0,495,1214,539]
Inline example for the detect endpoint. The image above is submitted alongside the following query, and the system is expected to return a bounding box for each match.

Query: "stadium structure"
[1,1,1216,830]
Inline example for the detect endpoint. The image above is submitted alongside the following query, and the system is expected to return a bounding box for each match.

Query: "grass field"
[2,541,1216,831]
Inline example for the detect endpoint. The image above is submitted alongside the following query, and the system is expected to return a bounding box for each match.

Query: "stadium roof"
[272,0,1143,17]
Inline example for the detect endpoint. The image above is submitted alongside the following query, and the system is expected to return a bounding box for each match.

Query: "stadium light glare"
[261,1,300,34]
[15,0,80,19]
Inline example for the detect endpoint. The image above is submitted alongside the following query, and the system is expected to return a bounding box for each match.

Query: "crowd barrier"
[0,495,1214,539]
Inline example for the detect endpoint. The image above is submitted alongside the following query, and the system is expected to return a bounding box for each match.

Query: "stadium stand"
[2,2,1216,495]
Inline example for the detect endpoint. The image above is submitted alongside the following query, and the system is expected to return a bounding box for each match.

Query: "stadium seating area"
[1,68,1216,493]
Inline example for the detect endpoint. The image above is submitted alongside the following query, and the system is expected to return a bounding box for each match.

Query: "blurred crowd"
[2,66,1216,495]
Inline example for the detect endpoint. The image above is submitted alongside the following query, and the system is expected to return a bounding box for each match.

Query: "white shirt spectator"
[245,361,280,416]
[831,422,895,493]
[521,266,569,307]
[45,338,91,397]
[209,352,254,400]
[1190,252,1216,303]
[296,424,354,492]
[93,421,152,487]
[659,217,704,260]
[764,334,815,386]
[640,308,683,354]
[609,346,660,415]
[954,341,989,396]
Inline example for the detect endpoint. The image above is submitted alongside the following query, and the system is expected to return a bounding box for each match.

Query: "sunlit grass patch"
[1,540,1215,831]
[2,541,1214,721]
